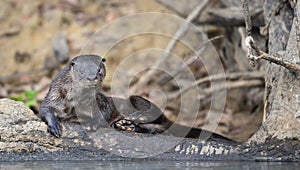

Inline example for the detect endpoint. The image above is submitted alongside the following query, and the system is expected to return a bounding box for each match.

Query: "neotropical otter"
[39,54,232,142]
[110,96,232,141]
[39,55,111,137]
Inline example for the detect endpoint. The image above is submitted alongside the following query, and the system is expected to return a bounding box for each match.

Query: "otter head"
[69,55,106,87]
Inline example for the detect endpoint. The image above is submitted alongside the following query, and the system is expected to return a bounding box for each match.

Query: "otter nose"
[87,74,97,81]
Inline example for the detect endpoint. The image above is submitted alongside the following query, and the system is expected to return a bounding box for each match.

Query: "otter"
[39,55,112,137]
[109,96,232,141]
[39,54,232,142]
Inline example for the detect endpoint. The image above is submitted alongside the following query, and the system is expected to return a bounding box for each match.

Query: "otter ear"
[101,58,106,62]
[70,61,75,66]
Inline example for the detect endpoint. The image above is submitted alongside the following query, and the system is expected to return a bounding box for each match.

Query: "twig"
[198,79,264,99]
[241,0,257,66]
[131,0,210,93]
[168,71,264,99]
[245,36,300,72]
[168,79,264,100]
[295,1,300,61]
[242,0,300,72]
[241,0,252,36]
[158,35,224,85]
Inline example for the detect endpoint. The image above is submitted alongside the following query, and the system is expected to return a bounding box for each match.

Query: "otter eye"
[98,68,101,73]
[101,58,106,62]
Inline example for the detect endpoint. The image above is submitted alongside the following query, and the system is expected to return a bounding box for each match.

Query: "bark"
[250,0,300,142]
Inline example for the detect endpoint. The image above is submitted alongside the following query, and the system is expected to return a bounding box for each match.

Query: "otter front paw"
[113,119,136,132]
[47,120,61,138]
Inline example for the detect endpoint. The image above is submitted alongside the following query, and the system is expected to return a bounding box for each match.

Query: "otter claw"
[44,113,61,137]
[114,119,136,132]
[120,124,135,131]
[47,123,61,138]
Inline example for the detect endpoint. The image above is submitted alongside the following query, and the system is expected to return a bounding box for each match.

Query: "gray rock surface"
[0,98,299,161]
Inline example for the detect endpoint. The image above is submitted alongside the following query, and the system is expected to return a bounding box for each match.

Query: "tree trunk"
[250,0,300,142]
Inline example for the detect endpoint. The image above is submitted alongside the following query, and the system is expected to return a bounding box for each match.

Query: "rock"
[0,98,93,154]
[0,98,299,161]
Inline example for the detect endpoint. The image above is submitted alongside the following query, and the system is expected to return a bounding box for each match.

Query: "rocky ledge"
[0,99,299,161]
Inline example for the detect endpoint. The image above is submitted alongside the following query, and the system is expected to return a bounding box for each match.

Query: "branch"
[295,1,300,61]
[168,71,264,99]
[131,0,210,93]
[241,0,252,36]
[245,36,300,72]
[158,35,224,85]
[198,79,264,100]
[242,0,300,72]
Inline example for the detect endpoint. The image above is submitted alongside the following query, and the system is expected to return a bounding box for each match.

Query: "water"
[0,161,299,170]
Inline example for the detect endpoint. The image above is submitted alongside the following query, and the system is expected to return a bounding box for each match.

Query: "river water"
[0,161,299,170]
